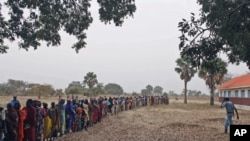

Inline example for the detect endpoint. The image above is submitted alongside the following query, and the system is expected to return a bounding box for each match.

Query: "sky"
[0,0,249,94]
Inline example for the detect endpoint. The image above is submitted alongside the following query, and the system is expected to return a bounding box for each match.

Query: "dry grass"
[1,96,249,141]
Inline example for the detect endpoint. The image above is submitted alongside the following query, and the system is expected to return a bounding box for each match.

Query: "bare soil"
[1,96,249,141]
[54,98,250,141]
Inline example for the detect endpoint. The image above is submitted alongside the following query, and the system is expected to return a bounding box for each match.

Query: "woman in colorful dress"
[23,99,36,141]
[14,103,27,141]
[43,103,52,141]
[50,102,58,140]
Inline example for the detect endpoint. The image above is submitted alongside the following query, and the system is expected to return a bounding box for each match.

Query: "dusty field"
[1,96,249,141]
[55,98,250,141]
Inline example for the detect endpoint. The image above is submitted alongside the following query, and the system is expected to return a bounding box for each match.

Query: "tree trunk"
[184,80,187,104]
[210,75,214,106]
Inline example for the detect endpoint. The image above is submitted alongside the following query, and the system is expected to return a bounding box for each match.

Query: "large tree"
[153,86,163,95]
[0,0,136,53]
[198,58,228,106]
[83,72,98,95]
[175,58,196,104]
[65,81,85,95]
[104,83,124,95]
[178,0,250,69]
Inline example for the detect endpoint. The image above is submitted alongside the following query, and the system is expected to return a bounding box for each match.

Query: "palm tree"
[175,58,196,104]
[198,58,227,106]
[83,72,98,95]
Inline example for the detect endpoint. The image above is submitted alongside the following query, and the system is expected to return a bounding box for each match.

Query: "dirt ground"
[54,97,250,141]
[1,96,249,141]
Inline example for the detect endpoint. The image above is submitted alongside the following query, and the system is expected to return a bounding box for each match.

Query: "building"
[218,74,250,106]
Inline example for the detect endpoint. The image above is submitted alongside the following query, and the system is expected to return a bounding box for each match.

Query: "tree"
[146,85,153,95]
[0,0,136,53]
[104,83,124,95]
[65,81,85,95]
[92,83,105,96]
[83,72,98,95]
[153,86,163,95]
[54,89,64,96]
[198,58,228,105]
[178,0,250,69]
[175,58,196,104]
[141,89,151,96]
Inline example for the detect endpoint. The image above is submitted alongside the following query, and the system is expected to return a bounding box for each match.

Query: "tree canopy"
[198,58,228,105]
[0,0,136,53]
[104,83,123,95]
[178,0,250,68]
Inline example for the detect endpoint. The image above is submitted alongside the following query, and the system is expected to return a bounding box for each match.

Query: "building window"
[235,90,239,97]
[228,91,231,97]
[241,90,245,98]
[248,90,250,98]
[224,91,226,97]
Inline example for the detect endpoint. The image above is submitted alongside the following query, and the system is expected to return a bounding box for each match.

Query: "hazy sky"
[0,0,249,94]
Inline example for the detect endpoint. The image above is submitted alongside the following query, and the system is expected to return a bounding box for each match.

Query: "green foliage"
[92,83,105,95]
[198,58,228,88]
[198,58,228,105]
[65,81,85,94]
[146,85,153,94]
[167,90,179,97]
[181,89,202,97]
[175,57,197,104]
[0,79,27,95]
[162,92,168,97]
[83,72,98,89]
[141,89,151,96]
[175,58,196,82]
[153,86,163,94]
[104,83,124,95]
[178,0,250,68]
[97,0,136,26]
[0,0,136,53]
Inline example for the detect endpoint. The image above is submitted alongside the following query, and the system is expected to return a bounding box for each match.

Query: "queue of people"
[0,95,169,141]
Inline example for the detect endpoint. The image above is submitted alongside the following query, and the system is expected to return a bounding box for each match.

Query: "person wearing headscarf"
[33,100,45,141]
[14,103,27,141]
[92,99,99,123]
[50,102,58,140]
[4,103,18,141]
[56,99,65,136]
[64,100,75,134]
[82,99,89,131]
[43,102,52,140]
[73,104,82,132]
[23,99,36,141]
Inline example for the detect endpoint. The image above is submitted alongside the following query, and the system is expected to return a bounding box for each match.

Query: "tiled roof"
[218,74,250,89]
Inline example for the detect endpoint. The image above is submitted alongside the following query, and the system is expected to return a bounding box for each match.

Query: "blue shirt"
[222,101,235,114]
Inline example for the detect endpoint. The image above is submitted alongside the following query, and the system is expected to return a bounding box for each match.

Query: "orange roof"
[218,74,250,89]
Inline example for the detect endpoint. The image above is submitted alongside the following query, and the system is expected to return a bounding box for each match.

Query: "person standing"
[57,99,65,136]
[23,99,36,141]
[50,102,58,140]
[4,103,18,141]
[221,97,239,133]
[14,103,27,141]
[64,100,75,133]
[10,96,20,107]
[43,102,52,141]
